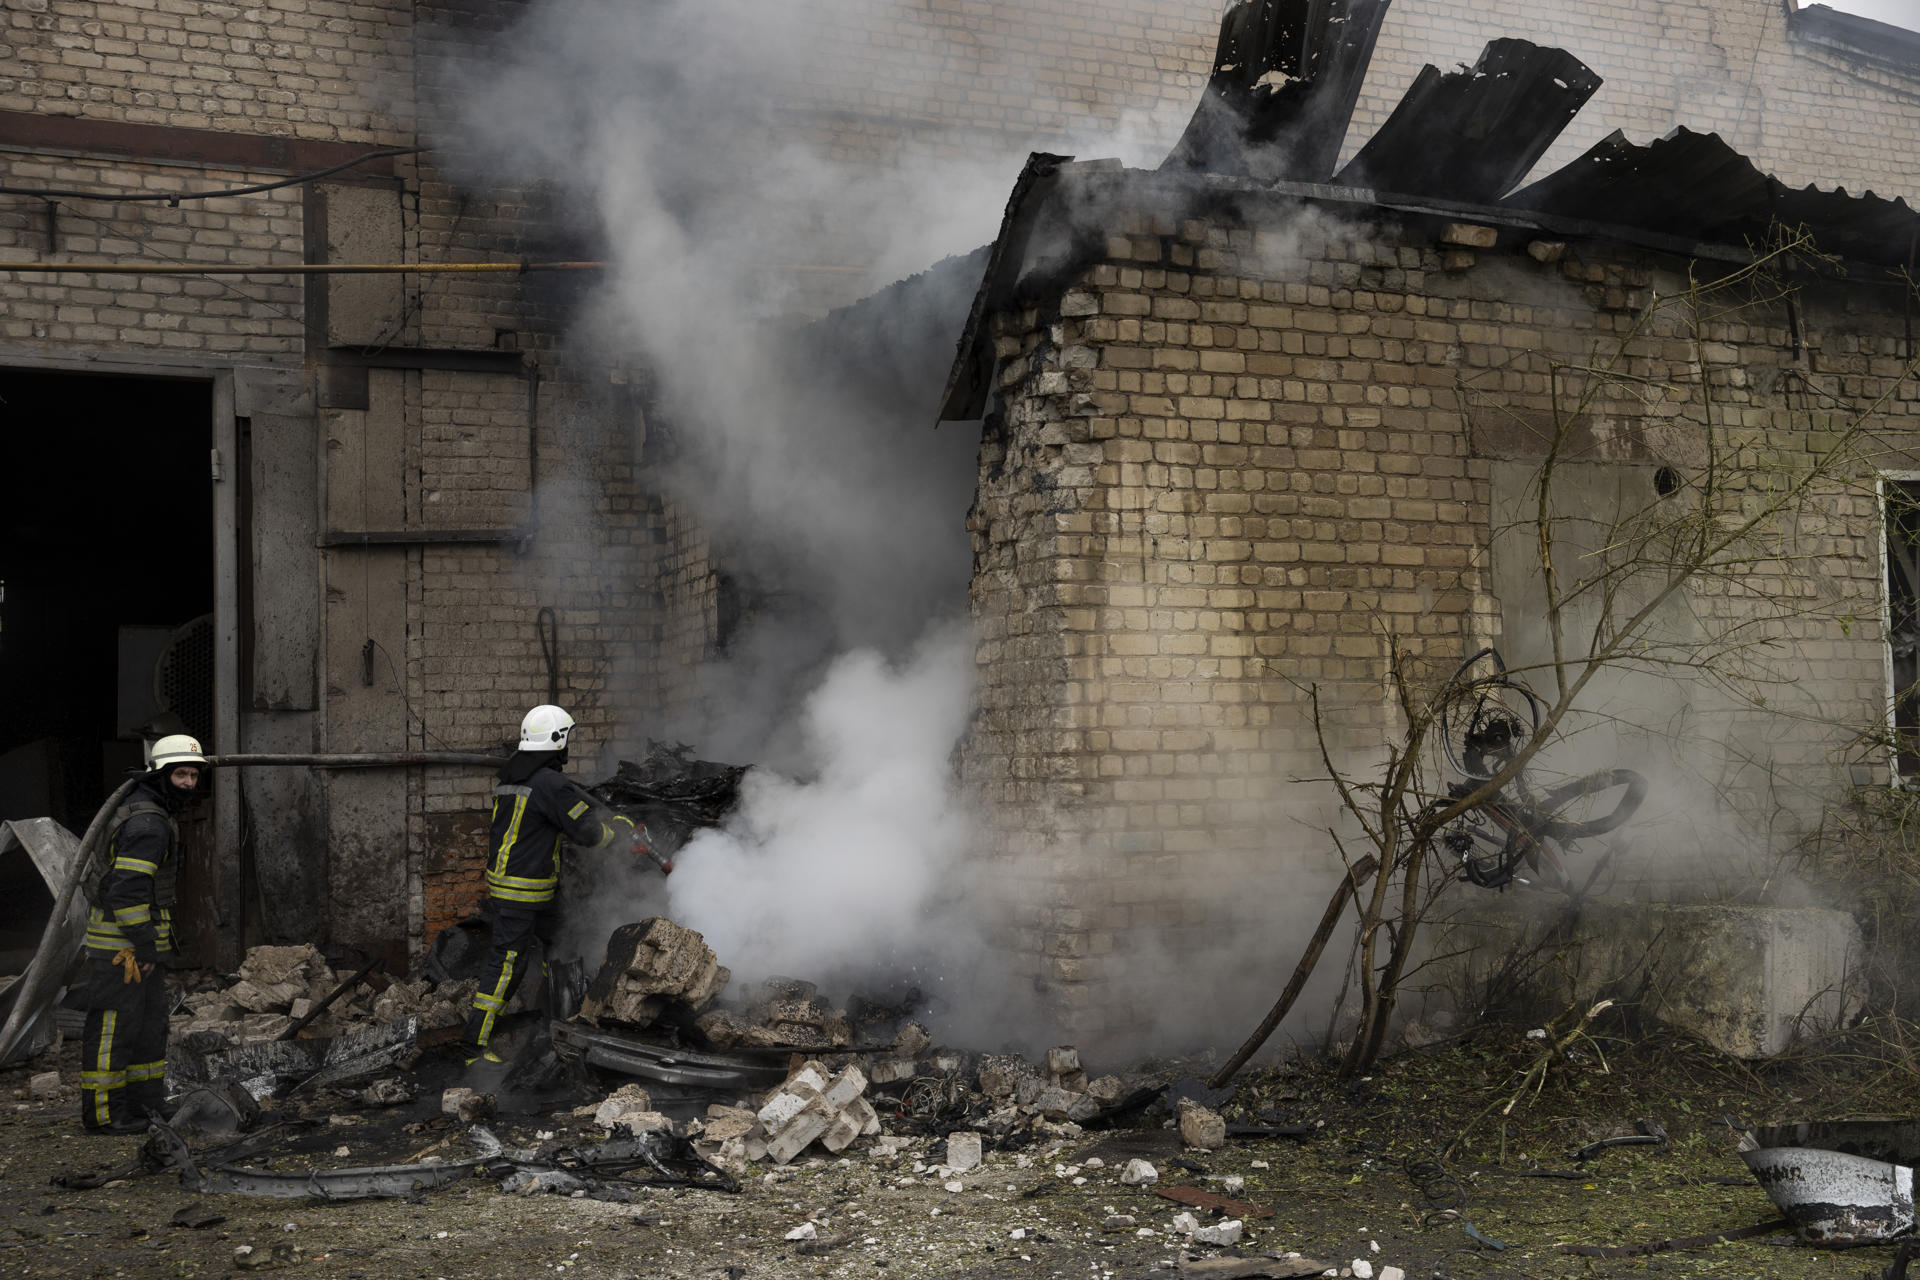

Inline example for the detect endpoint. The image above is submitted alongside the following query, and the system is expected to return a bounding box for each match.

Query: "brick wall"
[964,192,1919,1036]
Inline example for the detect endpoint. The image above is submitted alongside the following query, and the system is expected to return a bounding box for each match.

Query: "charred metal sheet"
[1161,0,1391,184]
[1506,128,1769,242]
[293,1015,418,1092]
[183,1154,492,1201]
[147,1119,493,1201]
[0,818,88,1065]
[1508,127,1920,270]
[549,1126,742,1194]
[1333,38,1602,202]
[1741,1143,1915,1245]
[550,1018,787,1091]
[167,1035,318,1098]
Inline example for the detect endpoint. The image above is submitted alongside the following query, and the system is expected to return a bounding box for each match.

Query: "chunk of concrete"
[441,1087,495,1124]
[868,1058,916,1085]
[237,943,328,987]
[822,1064,867,1110]
[893,1021,930,1056]
[1178,1098,1227,1150]
[579,917,731,1028]
[594,1083,661,1131]
[1192,1218,1243,1246]
[820,1107,865,1153]
[947,1131,983,1173]
[1031,1086,1084,1120]
[701,1105,758,1143]
[766,1108,834,1165]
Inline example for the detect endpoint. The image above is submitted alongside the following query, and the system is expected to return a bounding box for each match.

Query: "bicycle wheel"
[1437,649,1546,781]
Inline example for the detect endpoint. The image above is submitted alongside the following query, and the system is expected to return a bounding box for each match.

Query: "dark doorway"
[0,369,215,837]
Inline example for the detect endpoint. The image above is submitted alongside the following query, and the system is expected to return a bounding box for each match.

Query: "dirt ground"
[2,1018,1914,1280]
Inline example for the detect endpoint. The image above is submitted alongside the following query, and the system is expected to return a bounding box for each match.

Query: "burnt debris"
[1160,0,1391,183]
[1332,38,1602,202]
[588,740,748,859]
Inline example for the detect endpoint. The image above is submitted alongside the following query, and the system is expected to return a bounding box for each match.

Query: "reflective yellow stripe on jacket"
[83,906,174,953]
[487,785,559,904]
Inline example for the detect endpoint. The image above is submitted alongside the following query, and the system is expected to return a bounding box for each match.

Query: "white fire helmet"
[149,734,209,772]
[519,704,575,753]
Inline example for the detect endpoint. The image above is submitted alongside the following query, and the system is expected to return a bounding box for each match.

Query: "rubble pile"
[173,944,474,1046]
[742,1059,882,1164]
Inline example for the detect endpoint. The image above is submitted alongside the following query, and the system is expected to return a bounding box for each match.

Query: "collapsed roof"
[939,0,1920,422]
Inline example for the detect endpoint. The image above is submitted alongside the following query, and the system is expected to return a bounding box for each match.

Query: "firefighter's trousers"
[79,954,169,1131]
[464,903,557,1049]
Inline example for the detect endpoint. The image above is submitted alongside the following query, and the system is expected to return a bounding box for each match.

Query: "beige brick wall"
[0,0,413,139]
[965,197,1920,1036]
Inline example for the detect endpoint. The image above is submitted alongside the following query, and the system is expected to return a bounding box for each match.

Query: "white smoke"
[663,623,981,989]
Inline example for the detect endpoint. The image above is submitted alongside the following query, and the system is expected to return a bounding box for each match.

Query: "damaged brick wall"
[963,202,1918,1036]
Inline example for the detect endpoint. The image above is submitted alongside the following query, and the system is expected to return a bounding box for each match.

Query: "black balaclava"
[499,745,567,785]
[148,767,203,813]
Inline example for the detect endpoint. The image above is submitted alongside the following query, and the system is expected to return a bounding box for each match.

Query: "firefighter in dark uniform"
[463,704,634,1064]
[80,734,207,1134]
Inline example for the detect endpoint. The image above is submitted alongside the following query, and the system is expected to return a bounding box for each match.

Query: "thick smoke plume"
[434,0,1177,1035]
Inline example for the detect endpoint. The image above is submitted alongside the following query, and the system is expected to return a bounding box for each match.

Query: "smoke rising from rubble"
[434,0,1174,1040]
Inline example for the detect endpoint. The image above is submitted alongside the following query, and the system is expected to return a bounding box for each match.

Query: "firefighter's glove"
[611,814,640,847]
[112,948,143,985]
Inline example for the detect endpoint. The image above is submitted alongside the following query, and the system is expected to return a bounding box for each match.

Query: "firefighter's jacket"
[486,764,619,906]
[84,783,179,961]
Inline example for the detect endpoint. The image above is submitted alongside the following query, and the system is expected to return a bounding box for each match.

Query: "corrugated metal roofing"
[1508,127,1918,269]
[1160,0,1391,184]
[1332,38,1602,203]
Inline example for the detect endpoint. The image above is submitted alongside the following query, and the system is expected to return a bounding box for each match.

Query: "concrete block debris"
[173,945,471,1047]
[579,917,731,1029]
[947,1130,983,1173]
[1178,1097,1228,1150]
[753,1059,881,1165]
[441,1087,496,1124]
[592,1083,669,1133]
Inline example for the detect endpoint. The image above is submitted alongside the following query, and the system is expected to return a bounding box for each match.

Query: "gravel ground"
[0,1029,1903,1280]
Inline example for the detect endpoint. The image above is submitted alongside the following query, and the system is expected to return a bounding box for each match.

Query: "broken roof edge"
[937,150,1920,424]
[1789,3,1920,75]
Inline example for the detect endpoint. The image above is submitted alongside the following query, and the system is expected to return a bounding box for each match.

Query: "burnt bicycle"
[1417,648,1647,894]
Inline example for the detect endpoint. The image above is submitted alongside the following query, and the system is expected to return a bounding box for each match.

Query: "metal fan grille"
[154,613,215,746]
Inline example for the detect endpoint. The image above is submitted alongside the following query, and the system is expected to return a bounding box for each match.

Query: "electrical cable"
[368,638,454,751]
[0,145,425,204]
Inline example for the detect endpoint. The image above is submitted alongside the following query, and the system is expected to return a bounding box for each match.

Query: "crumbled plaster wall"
[963,203,1918,1037]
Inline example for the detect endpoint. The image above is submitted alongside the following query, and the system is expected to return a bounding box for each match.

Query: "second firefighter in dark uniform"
[464,704,633,1063]
[80,734,208,1134]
